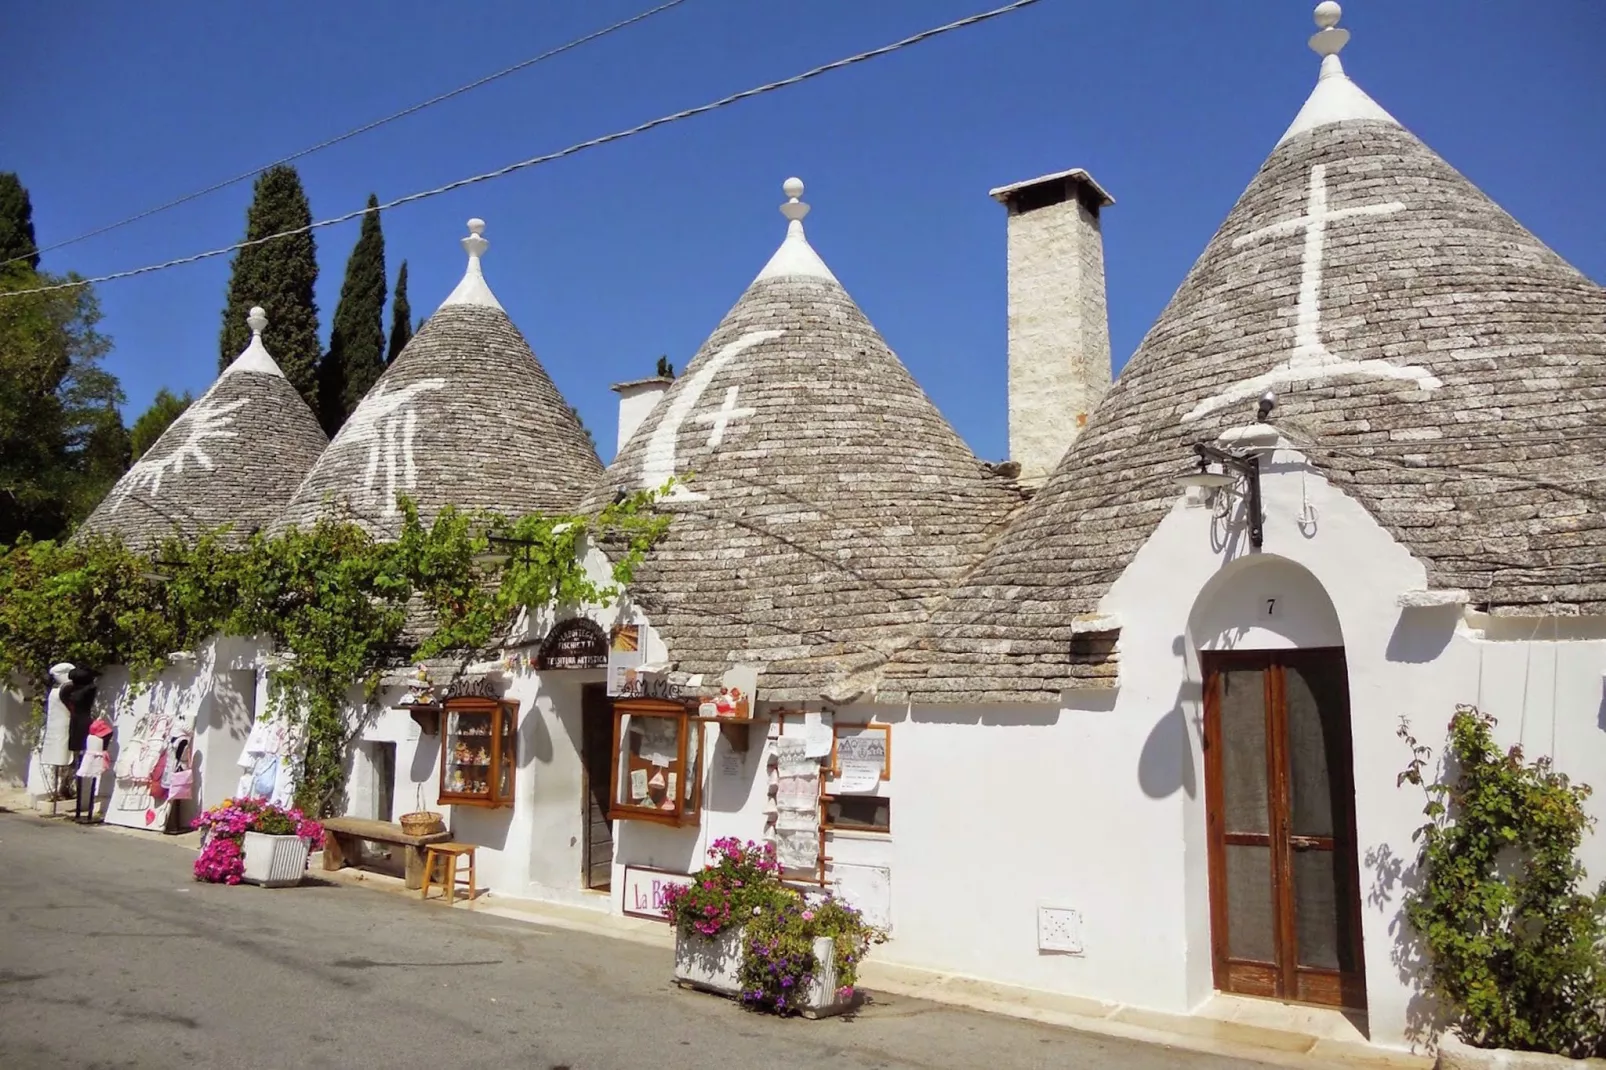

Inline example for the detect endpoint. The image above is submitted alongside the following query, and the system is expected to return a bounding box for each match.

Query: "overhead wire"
[0,0,1046,300]
[0,0,692,270]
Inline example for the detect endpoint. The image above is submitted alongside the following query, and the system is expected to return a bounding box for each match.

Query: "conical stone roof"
[273,219,602,536]
[882,4,1606,704]
[77,307,327,550]
[586,180,1024,702]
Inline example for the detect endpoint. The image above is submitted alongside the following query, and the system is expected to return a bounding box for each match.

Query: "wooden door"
[1202,648,1365,1010]
[580,684,614,891]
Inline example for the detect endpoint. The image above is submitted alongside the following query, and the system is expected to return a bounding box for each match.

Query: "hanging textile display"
[105,705,177,831]
[236,716,297,808]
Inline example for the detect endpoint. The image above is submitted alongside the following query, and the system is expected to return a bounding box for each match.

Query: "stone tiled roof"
[273,302,602,536]
[881,58,1606,704]
[585,185,1025,702]
[77,329,327,551]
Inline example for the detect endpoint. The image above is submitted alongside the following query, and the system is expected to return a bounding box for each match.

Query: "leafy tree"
[317,194,386,433]
[387,260,412,364]
[218,166,320,410]
[0,172,39,272]
[656,355,674,378]
[0,268,123,544]
[129,387,193,460]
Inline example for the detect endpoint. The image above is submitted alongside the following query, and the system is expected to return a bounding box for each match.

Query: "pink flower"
[801,910,814,921]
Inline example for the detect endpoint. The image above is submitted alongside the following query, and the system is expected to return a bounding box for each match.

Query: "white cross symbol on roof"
[693,386,757,447]
[1183,163,1442,422]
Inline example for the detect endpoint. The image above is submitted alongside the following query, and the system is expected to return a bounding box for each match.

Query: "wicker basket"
[399,811,445,837]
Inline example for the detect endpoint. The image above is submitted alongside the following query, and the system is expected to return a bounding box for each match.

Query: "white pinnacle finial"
[223,303,286,378]
[1278,0,1397,144]
[780,177,809,223]
[439,216,504,311]
[1310,2,1350,61]
[755,177,838,283]
[462,218,489,259]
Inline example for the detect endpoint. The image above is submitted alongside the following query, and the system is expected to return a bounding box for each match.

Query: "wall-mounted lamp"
[1175,392,1276,549]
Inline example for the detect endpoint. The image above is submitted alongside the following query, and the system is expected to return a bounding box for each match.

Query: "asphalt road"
[1,812,1286,1070]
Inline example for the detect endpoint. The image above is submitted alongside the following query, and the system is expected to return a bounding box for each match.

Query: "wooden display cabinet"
[608,698,703,827]
[438,697,517,808]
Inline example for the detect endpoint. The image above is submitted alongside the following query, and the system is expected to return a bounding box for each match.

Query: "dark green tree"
[218,166,320,411]
[0,173,39,272]
[129,387,193,460]
[316,194,386,433]
[387,260,412,365]
[656,355,674,378]
[0,267,123,543]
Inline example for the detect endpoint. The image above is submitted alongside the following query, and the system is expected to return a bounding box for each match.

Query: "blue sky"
[2,1,1602,463]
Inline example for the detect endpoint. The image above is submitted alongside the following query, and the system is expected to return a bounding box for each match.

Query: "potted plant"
[661,837,885,1017]
[193,797,324,888]
[1399,707,1606,1066]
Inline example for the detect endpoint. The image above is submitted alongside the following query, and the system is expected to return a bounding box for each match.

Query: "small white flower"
[753,906,763,915]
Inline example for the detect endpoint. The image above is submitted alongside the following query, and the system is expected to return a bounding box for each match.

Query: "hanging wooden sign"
[537,618,609,670]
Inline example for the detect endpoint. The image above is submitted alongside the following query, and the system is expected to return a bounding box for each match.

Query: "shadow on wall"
[1366,838,1444,1047]
[523,697,553,765]
[454,805,512,852]
[1,705,31,787]
[1138,690,1200,801]
[1386,606,1459,665]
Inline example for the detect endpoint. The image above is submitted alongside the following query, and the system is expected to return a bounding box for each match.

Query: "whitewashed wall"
[873,445,1606,1052]
[0,682,31,788]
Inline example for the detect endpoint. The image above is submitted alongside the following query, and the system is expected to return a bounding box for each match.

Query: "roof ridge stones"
[76,306,328,550]
[879,2,1606,704]
[586,179,1026,702]
[273,218,602,538]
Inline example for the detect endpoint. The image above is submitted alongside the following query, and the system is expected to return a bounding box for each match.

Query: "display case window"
[609,698,702,827]
[438,697,517,808]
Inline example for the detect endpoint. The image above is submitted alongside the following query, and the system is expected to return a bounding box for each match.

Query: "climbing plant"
[1397,706,1606,1057]
[0,482,674,816]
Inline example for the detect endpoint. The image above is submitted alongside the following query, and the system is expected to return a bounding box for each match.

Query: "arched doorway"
[1189,557,1365,1011]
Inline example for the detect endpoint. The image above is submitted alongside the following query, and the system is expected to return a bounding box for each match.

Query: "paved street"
[2,812,1286,1070]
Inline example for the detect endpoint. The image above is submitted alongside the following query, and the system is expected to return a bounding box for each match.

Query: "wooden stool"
[420,842,477,904]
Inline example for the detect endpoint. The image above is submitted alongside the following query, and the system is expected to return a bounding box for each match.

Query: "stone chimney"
[610,376,675,457]
[989,168,1114,487]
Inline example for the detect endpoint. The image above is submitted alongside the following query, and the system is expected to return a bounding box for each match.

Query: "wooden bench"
[320,817,452,890]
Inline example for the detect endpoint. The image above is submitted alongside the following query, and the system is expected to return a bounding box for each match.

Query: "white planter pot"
[1437,1032,1606,1069]
[672,926,854,1017]
[241,832,311,888]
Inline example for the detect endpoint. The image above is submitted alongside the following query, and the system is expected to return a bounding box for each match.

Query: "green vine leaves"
[0,480,675,814]
[1397,706,1606,1056]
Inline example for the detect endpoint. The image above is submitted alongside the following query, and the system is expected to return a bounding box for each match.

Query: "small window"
[610,699,703,828]
[824,795,890,834]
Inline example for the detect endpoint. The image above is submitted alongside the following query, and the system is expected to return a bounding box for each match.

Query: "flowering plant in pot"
[193,797,324,887]
[660,837,885,1016]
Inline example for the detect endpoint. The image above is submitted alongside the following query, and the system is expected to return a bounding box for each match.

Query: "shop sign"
[611,670,685,701]
[442,674,500,701]
[621,865,694,922]
[537,618,608,670]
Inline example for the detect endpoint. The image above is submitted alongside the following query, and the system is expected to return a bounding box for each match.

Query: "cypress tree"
[218,166,321,410]
[317,194,387,433]
[0,173,39,272]
[387,260,413,364]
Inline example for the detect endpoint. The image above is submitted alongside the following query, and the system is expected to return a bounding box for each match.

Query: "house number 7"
[1265,598,1276,617]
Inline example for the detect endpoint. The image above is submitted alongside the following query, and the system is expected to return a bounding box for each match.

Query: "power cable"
[0,0,691,270]
[0,0,1045,300]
